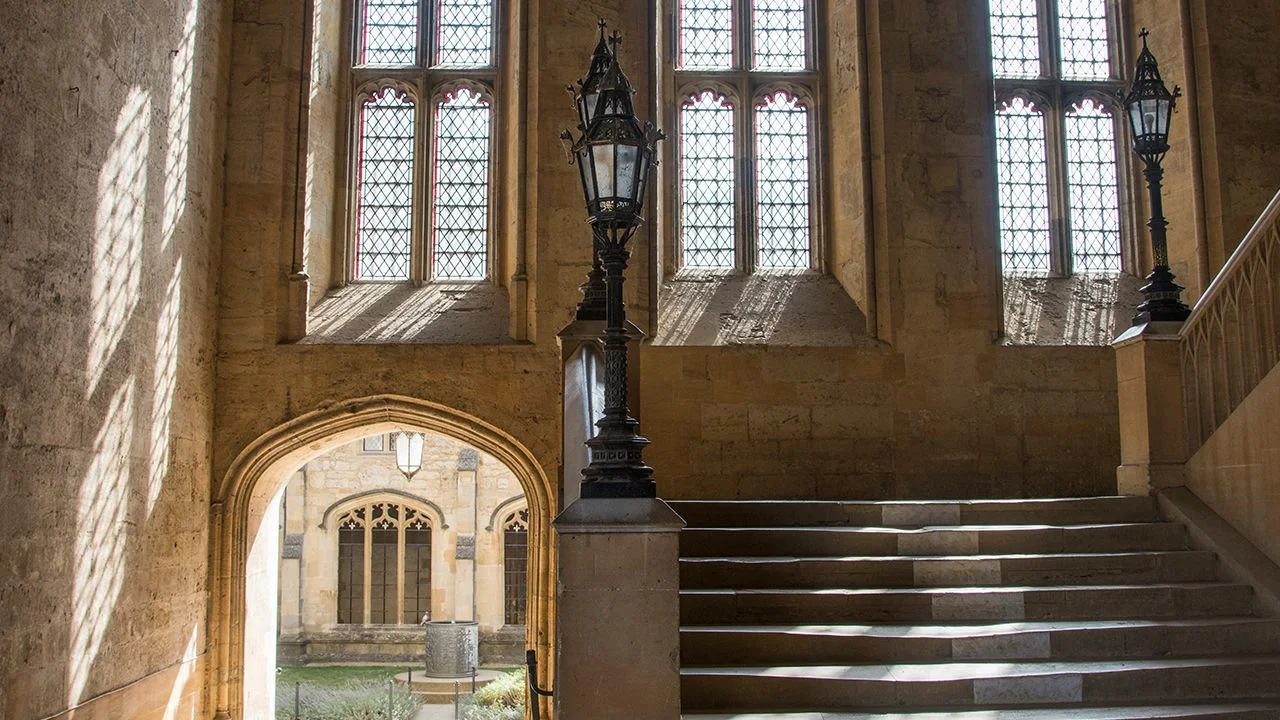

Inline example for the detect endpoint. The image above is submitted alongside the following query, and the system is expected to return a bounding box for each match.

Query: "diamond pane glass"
[355,88,416,280]
[360,0,418,66]
[1058,0,1110,80]
[435,0,493,67]
[752,0,807,71]
[678,0,734,70]
[989,0,1040,79]
[432,87,491,280]
[680,91,737,268]
[1065,99,1122,271]
[754,91,810,268]
[995,97,1051,273]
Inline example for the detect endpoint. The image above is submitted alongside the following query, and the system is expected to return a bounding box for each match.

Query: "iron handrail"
[526,650,554,720]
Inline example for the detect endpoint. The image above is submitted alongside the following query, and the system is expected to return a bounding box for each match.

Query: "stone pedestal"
[1113,321,1189,495]
[553,497,684,720]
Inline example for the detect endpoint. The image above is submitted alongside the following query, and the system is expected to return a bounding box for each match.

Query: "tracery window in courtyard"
[502,509,528,625]
[336,501,433,625]
[989,0,1128,275]
[674,0,818,272]
[349,0,497,282]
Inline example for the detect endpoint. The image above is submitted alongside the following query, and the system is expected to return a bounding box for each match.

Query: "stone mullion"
[362,514,372,624]
[396,516,406,624]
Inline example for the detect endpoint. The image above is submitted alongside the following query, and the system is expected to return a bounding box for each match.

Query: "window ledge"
[301,282,514,345]
[1002,272,1145,347]
[654,269,875,347]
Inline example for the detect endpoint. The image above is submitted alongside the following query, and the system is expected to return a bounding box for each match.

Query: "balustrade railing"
[1180,189,1280,451]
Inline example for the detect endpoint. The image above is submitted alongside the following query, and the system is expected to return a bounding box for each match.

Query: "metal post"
[579,228,656,499]
[1133,162,1191,324]
[387,678,393,719]
[294,681,300,720]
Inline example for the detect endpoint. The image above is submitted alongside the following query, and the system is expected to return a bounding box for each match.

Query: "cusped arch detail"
[320,489,451,530]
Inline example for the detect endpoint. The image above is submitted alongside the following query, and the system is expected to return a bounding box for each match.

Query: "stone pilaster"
[553,498,684,719]
[1113,321,1189,495]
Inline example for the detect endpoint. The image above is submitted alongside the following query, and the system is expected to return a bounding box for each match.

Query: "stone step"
[679,656,1280,712]
[679,583,1255,624]
[669,497,1159,529]
[680,704,1280,719]
[680,618,1280,665]
[680,523,1188,558]
[680,551,1218,589]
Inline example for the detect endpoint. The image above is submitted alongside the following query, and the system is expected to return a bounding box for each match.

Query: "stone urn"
[422,620,479,678]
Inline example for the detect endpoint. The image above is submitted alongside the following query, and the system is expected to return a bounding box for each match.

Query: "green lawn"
[276,665,410,687]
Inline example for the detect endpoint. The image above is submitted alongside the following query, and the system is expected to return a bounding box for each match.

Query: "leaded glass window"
[502,509,528,626]
[679,91,737,268]
[674,0,818,272]
[335,500,434,625]
[349,0,498,283]
[989,0,1128,276]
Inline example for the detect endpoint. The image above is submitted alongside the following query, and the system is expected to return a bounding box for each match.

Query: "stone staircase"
[671,496,1280,719]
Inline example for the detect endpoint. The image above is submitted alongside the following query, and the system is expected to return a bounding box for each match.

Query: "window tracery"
[673,0,819,272]
[336,500,434,625]
[348,0,498,283]
[990,0,1130,276]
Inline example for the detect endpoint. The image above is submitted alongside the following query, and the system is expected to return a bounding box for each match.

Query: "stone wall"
[1186,363,1280,567]
[276,434,527,664]
[0,0,229,718]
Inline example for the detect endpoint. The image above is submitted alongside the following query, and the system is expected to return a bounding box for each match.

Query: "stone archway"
[207,395,555,719]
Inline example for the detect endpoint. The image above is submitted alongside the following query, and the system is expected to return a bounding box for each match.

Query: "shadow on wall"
[654,269,876,347]
[303,283,514,344]
[0,0,217,716]
[1002,274,1145,346]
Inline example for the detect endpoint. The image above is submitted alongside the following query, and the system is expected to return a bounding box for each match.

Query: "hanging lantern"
[395,431,425,480]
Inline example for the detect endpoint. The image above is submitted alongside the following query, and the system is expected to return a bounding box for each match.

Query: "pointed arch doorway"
[207,395,555,719]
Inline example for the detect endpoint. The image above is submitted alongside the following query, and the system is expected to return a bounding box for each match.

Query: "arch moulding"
[207,394,556,719]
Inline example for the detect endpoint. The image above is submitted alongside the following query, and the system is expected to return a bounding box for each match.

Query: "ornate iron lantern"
[1125,30,1190,325]
[562,22,663,499]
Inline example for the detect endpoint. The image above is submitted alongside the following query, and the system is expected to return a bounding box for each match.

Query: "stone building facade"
[2,0,1280,718]
[276,433,528,665]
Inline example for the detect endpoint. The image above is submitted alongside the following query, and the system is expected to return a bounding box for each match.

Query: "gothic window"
[349,0,497,282]
[990,0,1129,275]
[673,0,819,272]
[335,501,433,625]
[502,509,528,625]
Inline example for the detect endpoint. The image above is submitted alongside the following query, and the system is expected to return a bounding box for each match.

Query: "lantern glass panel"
[395,431,424,477]
[592,143,618,201]
[615,144,640,202]
[578,153,595,204]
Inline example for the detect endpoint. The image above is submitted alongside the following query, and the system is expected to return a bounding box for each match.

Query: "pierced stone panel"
[435,0,494,68]
[680,91,737,269]
[1065,99,1121,272]
[989,0,1041,79]
[752,0,807,71]
[995,97,1051,273]
[1058,0,1110,81]
[754,91,811,269]
[678,0,734,70]
[431,87,491,280]
[360,0,419,66]
[355,88,416,281]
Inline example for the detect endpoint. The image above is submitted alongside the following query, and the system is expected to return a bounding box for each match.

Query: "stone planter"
[422,620,479,678]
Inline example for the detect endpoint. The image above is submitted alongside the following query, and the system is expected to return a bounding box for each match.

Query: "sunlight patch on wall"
[149,259,183,516]
[162,1,198,248]
[88,88,151,396]
[70,379,135,706]
[161,627,201,720]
